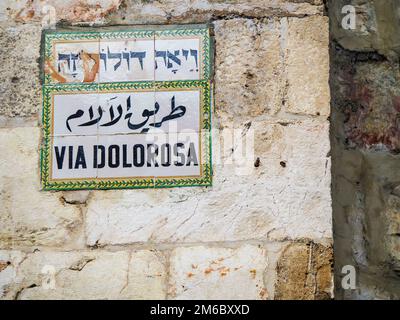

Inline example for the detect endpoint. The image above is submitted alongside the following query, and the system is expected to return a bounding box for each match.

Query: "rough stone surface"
[168,245,268,300]
[331,148,400,299]
[214,18,283,119]
[328,0,400,59]
[285,16,330,116]
[85,119,331,246]
[0,127,82,248]
[61,191,91,205]
[330,0,400,299]
[0,251,26,298]
[0,0,332,300]
[0,0,122,24]
[121,250,167,300]
[274,241,333,300]
[0,250,166,299]
[0,23,42,117]
[109,0,325,25]
[335,55,400,152]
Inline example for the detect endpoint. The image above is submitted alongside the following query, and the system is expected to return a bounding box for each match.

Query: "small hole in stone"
[11,76,19,83]
[245,72,254,79]
[254,157,260,167]
[280,161,286,168]
[316,112,320,116]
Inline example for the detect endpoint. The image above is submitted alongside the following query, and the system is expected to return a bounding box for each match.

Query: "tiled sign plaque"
[40,25,213,190]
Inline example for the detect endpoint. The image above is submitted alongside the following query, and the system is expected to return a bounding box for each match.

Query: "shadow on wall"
[328,0,400,299]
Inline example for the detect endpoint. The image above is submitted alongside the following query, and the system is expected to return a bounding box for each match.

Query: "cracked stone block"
[61,191,91,205]
[0,23,41,117]
[85,119,331,245]
[168,245,268,300]
[0,250,166,299]
[285,15,330,116]
[0,127,82,248]
[0,250,26,298]
[274,242,333,300]
[214,18,283,119]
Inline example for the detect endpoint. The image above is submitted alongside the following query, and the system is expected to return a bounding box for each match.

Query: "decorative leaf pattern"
[100,30,154,40]
[41,26,213,190]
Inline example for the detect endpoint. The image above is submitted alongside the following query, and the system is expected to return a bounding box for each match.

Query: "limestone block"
[214,18,283,119]
[168,245,268,300]
[85,119,331,245]
[274,242,333,300]
[0,250,26,298]
[0,127,82,248]
[0,249,166,299]
[120,250,167,300]
[0,23,41,117]
[0,0,121,24]
[285,16,330,116]
[108,0,325,25]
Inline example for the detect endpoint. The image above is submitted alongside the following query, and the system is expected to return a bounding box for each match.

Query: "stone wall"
[0,1,332,299]
[329,0,400,299]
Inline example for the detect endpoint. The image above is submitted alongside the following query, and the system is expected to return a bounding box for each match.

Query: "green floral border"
[41,25,213,190]
[99,30,154,40]
[41,80,212,190]
[154,80,212,188]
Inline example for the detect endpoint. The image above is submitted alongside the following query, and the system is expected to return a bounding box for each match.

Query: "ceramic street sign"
[41,25,213,190]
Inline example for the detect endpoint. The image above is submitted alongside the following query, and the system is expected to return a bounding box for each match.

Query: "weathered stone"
[342,60,400,152]
[0,0,122,24]
[285,15,330,116]
[214,18,283,120]
[350,270,400,300]
[329,0,400,59]
[0,23,41,117]
[85,119,331,246]
[0,0,334,301]
[0,127,82,248]
[109,0,324,25]
[1,249,166,299]
[168,245,268,300]
[360,153,400,280]
[274,241,333,300]
[329,0,377,52]
[384,196,400,277]
[0,250,26,298]
[330,0,400,296]
[16,251,128,299]
[120,250,167,299]
[61,191,91,205]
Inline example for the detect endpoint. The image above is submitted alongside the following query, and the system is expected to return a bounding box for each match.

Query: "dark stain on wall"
[329,0,400,299]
